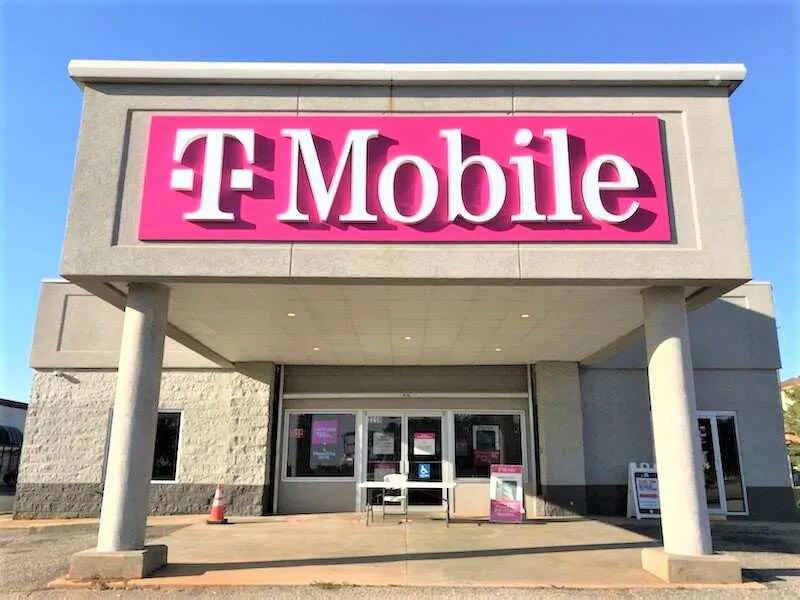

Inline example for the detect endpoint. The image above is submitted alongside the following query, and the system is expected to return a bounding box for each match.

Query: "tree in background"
[784,386,800,476]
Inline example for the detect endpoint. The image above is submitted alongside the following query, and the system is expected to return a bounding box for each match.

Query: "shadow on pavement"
[429,517,587,525]
[150,540,659,577]
[602,517,800,554]
[742,568,800,583]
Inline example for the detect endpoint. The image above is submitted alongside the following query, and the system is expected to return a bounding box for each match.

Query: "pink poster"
[139,115,671,243]
[311,420,337,445]
[490,499,524,523]
[473,449,501,465]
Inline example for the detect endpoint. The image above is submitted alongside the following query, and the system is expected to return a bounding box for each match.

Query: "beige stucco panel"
[298,85,392,112]
[60,80,750,282]
[29,281,218,369]
[288,244,521,279]
[390,86,513,112]
[534,362,586,487]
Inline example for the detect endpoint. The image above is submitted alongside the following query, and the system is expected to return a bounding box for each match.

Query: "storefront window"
[698,417,721,510]
[697,412,747,514]
[285,413,356,478]
[454,413,523,478]
[151,412,181,481]
[716,415,746,513]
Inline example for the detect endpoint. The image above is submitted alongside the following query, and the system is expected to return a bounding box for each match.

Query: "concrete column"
[96,283,169,552]
[642,286,712,556]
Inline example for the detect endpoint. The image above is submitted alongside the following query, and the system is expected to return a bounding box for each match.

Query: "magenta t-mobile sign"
[138,115,672,242]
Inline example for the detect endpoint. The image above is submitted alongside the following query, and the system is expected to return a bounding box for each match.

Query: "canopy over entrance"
[97,281,704,366]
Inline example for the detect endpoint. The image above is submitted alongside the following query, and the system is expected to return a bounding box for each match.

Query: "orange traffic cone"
[207,482,228,524]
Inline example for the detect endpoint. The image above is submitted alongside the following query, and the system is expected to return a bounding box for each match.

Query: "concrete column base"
[69,544,168,580]
[641,547,741,584]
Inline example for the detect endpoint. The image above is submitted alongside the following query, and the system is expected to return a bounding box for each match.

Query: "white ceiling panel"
[159,282,659,365]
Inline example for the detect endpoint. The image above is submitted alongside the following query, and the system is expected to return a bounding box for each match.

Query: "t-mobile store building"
[16,61,796,581]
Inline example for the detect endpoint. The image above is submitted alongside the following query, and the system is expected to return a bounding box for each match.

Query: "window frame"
[450,409,528,484]
[696,410,749,516]
[281,409,359,483]
[150,410,183,484]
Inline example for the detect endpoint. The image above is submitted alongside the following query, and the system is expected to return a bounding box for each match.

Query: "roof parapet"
[68,61,746,94]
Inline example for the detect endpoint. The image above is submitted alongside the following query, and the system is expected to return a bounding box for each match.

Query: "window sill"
[281,477,357,483]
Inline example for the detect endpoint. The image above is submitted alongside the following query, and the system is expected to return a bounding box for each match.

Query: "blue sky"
[1,1,797,401]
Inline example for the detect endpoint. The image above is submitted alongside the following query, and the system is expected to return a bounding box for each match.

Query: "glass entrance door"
[698,417,722,511]
[362,412,447,510]
[697,412,747,514]
[365,415,402,506]
[406,415,443,506]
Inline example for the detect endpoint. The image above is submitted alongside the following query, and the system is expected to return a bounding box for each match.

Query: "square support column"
[69,283,170,581]
[533,362,587,516]
[641,286,740,583]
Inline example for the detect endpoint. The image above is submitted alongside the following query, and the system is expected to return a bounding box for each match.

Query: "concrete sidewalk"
[48,514,763,590]
[0,513,202,532]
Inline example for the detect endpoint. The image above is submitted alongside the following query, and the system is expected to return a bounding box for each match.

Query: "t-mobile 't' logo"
[170,128,255,222]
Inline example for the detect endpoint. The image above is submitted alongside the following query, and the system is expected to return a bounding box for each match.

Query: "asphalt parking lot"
[0,519,798,599]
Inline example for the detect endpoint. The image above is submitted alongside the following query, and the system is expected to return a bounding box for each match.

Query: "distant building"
[0,399,27,432]
[0,399,26,491]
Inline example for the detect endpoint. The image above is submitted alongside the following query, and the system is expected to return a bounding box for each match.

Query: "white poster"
[635,473,660,511]
[627,462,661,519]
[372,432,395,455]
[413,432,436,456]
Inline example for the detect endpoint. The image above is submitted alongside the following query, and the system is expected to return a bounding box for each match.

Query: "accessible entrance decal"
[139,115,672,243]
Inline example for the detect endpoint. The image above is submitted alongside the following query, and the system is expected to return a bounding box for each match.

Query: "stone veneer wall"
[14,367,274,518]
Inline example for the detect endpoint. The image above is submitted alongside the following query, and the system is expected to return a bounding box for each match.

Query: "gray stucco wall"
[580,368,795,521]
[588,283,781,370]
[283,365,528,395]
[15,367,274,518]
[578,282,795,520]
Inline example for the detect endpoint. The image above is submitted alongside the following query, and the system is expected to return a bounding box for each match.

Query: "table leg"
[446,487,450,528]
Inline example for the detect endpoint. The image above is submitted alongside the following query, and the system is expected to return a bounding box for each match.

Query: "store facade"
[14,61,796,581]
[20,281,791,522]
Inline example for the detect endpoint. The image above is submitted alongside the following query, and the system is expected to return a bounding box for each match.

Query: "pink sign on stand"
[490,464,524,523]
[138,115,672,243]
